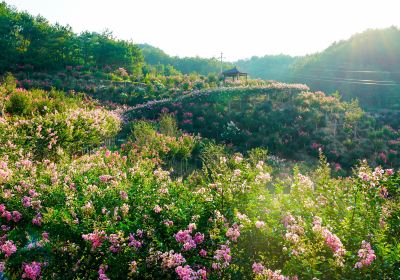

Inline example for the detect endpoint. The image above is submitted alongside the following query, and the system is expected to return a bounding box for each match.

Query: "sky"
[4,0,400,61]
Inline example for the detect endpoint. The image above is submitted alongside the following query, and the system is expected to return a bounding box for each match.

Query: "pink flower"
[163,220,174,227]
[175,265,193,280]
[22,196,31,207]
[199,249,207,257]
[128,233,142,249]
[188,223,197,232]
[1,211,12,222]
[108,233,122,253]
[12,211,22,222]
[153,205,162,213]
[252,262,265,274]
[120,191,128,201]
[194,233,204,244]
[355,241,376,268]
[175,229,192,243]
[22,262,41,280]
[161,252,186,269]
[226,223,240,241]
[32,214,42,226]
[0,261,5,272]
[255,221,265,229]
[386,169,394,176]
[82,230,107,249]
[213,244,232,267]
[99,175,113,182]
[1,240,17,257]
[175,265,206,280]
[42,232,49,242]
[183,239,196,251]
[98,264,110,280]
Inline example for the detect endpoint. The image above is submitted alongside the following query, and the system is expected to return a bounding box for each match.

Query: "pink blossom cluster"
[128,232,142,249]
[99,174,113,182]
[312,217,346,258]
[255,221,266,229]
[153,205,163,213]
[82,230,107,249]
[226,223,240,241]
[252,262,265,274]
[0,204,22,223]
[1,240,17,257]
[212,244,232,269]
[0,160,12,182]
[252,263,291,280]
[32,213,42,226]
[354,241,376,268]
[108,233,123,253]
[98,264,110,280]
[175,265,207,280]
[174,223,204,251]
[160,251,186,269]
[22,262,41,280]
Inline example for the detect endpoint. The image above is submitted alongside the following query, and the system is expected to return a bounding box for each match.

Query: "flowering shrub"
[1,85,399,279]
[0,85,121,160]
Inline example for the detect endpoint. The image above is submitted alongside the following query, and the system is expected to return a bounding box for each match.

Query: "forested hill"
[235,27,400,109]
[0,2,143,74]
[235,55,297,81]
[289,27,400,109]
[138,44,233,75]
[0,2,231,77]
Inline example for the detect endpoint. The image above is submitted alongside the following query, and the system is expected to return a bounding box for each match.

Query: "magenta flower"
[199,249,207,257]
[12,211,22,222]
[1,211,12,222]
[22,262,41,280]
[32,214,42,226]
[194,232,204,244]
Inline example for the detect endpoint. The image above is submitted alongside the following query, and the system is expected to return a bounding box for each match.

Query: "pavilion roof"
[222,67,247,76]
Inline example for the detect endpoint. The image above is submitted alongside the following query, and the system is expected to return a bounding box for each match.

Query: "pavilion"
[222,66,248,81]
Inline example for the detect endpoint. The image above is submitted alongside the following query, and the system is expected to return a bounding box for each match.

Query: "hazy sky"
[4,0,400,61]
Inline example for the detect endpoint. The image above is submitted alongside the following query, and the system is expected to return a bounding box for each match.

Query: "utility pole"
[219,52,225,74]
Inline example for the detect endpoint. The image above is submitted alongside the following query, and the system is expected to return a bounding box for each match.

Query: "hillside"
[0,4,400,279]
[234,27,400,110]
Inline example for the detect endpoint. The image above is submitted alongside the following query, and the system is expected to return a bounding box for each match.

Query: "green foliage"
[0,3,143,73]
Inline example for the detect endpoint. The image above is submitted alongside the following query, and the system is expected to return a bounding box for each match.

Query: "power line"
[289,73,400,86]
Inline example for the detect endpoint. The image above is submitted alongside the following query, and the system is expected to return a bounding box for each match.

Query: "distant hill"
[290,27,400,109]
[234,27,400,109]
[236,55,297,81]
[138,44,233,75]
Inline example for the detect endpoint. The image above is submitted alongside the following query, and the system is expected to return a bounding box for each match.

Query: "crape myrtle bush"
[12,65,271,107]
[0,117,399,279]
[0,80,121,160]
[128,86,400,171]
